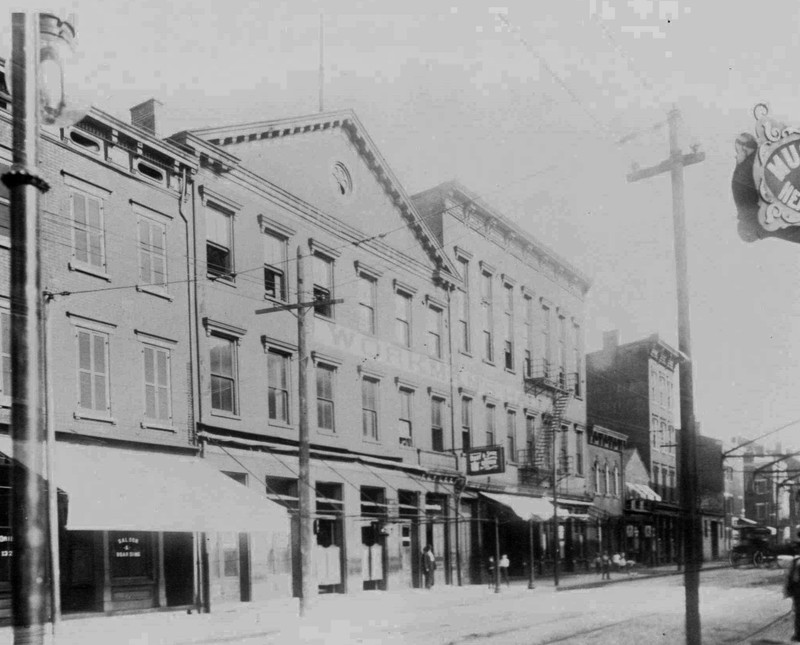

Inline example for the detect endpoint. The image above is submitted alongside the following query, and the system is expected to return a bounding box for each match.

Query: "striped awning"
[481,492,569,521]
[625,482,662,502]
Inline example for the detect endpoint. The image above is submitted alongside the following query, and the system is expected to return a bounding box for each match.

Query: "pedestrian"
[785,533,800,641]
[487,556,495,588]
[600,551,611,580]
[611,552,622,572]
[499,554,510,586]
[422,545,435,589]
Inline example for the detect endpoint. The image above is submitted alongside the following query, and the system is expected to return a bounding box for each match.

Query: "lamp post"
[2,12,82,644]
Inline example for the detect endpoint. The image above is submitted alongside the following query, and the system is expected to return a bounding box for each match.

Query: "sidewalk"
[0,561,728,645]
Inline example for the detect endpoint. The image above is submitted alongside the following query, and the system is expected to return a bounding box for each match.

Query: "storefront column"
[101,531,112,612]
[157,533,167,607]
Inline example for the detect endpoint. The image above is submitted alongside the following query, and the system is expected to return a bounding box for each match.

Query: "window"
[506,410,517,462]
[72,190,106,270]
[358,274,377,335]
[109,532,153,580]
[457,258,470,353]
[461,397,472,451]
[78,328,110,413]
[613,466,620,496]
[267,350,290,423]
[362,377,379,440]
[651,415,659,448]
[594,462,601,494]
[206,204,233,278]
[558,314,567,388]
[669,469,675,501]
[263,232,287,301]
[573,322,582,397]
[143,344,171,422]
[523,295,533,377]
[755,502,766,520]
[503,283,514,370]
[0,163,9,240]
[603,465,610,495]
[574,428,584,476]
[0,308,9,401]
[312,254,334,318]
[395,290,412,347]
[754,478,767,494]
[525,415,536,462]
[426,304,443,359]
[399,388,413,446]
[481,272,493,362]
[485,403,496,446]
[210,334,238,414]
[220,532,239,577]
[138,217,167,288]
[316,363,336,431]
[652,466,661,496]
[540,304,551,376]
[650,368,657,401]
[431,397,445,452]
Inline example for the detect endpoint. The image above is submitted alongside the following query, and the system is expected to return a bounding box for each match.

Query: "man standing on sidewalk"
[422,545,436,589]
[783,541,800,641]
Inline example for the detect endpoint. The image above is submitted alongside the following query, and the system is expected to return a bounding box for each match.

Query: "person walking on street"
[600,551,611,580]
[486,556,495,588]
[499,554,510,586]
[422,545,436,589]
[785,533,800,641]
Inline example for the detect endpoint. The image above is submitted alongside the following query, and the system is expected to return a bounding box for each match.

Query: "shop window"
[109,531,153,580]
[220,531,239,577]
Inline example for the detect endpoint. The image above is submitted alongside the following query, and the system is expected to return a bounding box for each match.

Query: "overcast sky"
[5,1,800,449]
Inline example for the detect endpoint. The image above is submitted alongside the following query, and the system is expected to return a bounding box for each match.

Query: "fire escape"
[519,359,576,487]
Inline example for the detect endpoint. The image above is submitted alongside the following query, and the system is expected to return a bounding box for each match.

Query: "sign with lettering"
[114,535,142,559]
[466,446,505,475]
[733,104,800,242]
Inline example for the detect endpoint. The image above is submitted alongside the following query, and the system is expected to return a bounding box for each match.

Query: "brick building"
[586,331,682,565]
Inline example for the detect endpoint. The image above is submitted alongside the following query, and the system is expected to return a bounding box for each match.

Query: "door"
[163,532,194,607]
[61,530,99,613]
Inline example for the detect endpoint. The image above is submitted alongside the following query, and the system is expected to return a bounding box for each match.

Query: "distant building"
[697,434,725,560]
[586,331,681,565]
[586,425,627,556]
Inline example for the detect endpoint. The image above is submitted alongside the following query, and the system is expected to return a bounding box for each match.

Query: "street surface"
[0,566,793,644]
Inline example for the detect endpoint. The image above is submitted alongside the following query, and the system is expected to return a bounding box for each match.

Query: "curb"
[556,562,732,592]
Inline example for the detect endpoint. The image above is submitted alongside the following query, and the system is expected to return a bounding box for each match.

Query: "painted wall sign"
[466,446,505,475]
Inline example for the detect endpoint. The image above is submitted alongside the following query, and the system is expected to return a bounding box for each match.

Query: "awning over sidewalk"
[0,437,288,532]
[625,482,662,502]
[481,492,569,521]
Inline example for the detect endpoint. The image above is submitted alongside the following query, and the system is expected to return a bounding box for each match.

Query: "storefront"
[0,438,290,620]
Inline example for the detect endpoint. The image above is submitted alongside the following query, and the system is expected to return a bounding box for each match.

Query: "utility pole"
[627,107,705,645]
[4,14,50,645]
[552,426,559,587]
[255,247,341,617]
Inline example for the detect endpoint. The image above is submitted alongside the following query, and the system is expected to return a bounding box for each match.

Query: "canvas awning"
[481,492,569,521]
[625,482,662,502]
[734,516,757,526]
[0,437,288,532]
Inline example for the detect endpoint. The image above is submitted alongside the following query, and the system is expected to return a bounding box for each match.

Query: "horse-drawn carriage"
[728,525,798,568]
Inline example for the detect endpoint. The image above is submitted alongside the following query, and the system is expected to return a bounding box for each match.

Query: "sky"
[3,0,800,449]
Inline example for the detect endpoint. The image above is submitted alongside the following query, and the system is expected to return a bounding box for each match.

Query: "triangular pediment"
[188,110,459,285]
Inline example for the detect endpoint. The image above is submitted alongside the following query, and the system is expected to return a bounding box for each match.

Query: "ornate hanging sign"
[733,104,800,243]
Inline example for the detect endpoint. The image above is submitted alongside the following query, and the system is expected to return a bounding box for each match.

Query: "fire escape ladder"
[533,391,572,472]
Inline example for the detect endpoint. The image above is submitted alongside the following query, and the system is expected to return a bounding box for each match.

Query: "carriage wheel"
[752,550,765,568]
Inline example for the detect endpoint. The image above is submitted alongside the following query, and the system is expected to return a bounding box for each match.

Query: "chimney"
[130,98,163,138]
[602,330,619,352]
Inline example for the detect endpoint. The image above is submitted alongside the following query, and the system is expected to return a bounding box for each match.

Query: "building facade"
[586,425,627,558]
[412,181,593,577]
[586,331,682,565]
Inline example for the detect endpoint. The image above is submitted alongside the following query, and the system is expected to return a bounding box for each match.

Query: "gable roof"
[188,109,461,287]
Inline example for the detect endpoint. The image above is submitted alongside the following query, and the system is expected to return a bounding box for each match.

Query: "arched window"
[613,466,620,496]
[594,461,601,494]
[603,464,610,495]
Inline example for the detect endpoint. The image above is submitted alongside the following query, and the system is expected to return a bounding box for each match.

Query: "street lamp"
[2,12,85,644]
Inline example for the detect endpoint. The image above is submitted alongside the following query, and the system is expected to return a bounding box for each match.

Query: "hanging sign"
[733,104,800,244]
[466,446,505,475]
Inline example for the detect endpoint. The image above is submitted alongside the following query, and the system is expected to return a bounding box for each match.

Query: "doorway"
[163,532,194,606]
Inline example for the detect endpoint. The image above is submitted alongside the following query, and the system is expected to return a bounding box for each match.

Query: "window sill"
[210,409,241,421]
[504,368,516,375]
[140,421,175,432]
[207,273,236,287]
[0,396,9,409]
[362,437,382,446]
[482,359,495,367]
[69,261,110,282]
[459,350,472,358]
[314,313,335,322]
[317,427,338,437]
[0,236,8,250]
[74,411,116,425]
[267,419,294,430]
[136,284,173,301]
[263,294,289,305]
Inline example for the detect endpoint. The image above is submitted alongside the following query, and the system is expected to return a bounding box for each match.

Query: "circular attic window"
[332,162,353,197]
